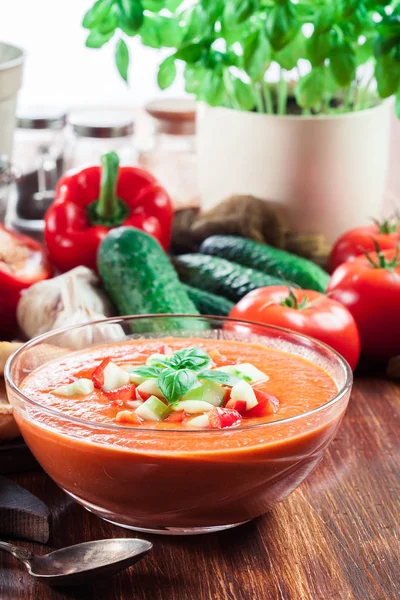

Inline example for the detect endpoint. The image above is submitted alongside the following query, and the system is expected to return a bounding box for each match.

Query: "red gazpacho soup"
[15,338,346,529]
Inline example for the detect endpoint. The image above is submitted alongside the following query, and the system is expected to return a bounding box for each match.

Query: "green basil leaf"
[266,3,300,52]
[314,5,336,33]
[356,37,374,65]
[352,5,373,37]
[82,0,112,30]
[115,38,130,82]
[223,0,256,30]
[232,77,256,111]
[176,42,207,64]
[243,30,271,81]
[127,366,162,378]
[157,56,177,90]
[375,53,400,98]
[295,67,326,109]
[166,0,184,10]
[85,29,114,49]
[306,31,332,67]
[141,15,182,48]
[274,33,305,70]
[374,36,398,59]
[97,6,118,35]
[168,347,211,371]
[203,70,226,106]
[158,368,198,404]
[140,15,161,48]
[182,4,211,43]
[330,42,356,87]
[142,0,164,10]
[184,64,207,94]
[377,15,400,39]
[336,0,358,19]
[198,370,240,386]
[118,0,143,34]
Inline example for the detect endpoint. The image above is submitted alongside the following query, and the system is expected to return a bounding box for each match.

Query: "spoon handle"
[0,541,33,567]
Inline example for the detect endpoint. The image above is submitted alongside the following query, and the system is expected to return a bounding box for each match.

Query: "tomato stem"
[364,239,400,270]
[371,215,399,235]
[280,288,309,310]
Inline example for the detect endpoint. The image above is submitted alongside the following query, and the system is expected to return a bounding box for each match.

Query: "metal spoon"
[0,538,152,586]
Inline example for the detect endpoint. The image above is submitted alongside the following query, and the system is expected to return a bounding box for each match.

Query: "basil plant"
[83,0,400,116]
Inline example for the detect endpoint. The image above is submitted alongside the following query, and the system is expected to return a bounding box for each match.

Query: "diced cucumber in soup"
[217,363,268,384]
[135,396,170,421]
[53,378,94,397]
[103,362,130,391]
[172,400,215,413]
[137,379,166,399]
[181,380,226,406]
[230,380,258,410]
[186,414,210,428]
[127,369,147,385]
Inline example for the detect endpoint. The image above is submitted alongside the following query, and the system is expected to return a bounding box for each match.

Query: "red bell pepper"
[104,384,136,404]
[208,407,242,429]
[44,152,173,272]
[165,410,186,423]
[91,358,111,389]
[225,399,247,414]
[0,225,52,335]
[245,390,280,418]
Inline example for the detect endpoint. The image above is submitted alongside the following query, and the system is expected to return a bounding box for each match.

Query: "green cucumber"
[97,228,201,328]
[135,396,171,421]
[174,254,288,303]
[182,284,234,316]
[200,235,329,292]
[181,380,226,406]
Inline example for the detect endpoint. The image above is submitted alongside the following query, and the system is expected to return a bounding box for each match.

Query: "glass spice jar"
[9,106,67,238]
[138,99,199,210]
[66,110,136,169]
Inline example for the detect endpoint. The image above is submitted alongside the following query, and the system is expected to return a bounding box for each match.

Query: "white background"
[0,0,186,110]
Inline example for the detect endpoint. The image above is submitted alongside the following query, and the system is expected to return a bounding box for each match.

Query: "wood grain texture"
[0,376,398,600]
[0,476,50,543]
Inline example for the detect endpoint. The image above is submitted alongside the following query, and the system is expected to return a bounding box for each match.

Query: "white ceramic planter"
[197,101,391,245]
[0,42,24,159]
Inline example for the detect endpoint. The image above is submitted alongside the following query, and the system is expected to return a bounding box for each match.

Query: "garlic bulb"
[17,266,124,348]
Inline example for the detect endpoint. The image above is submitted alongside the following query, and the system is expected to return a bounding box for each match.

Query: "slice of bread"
[0,342,23,443]
[0,378,20,442]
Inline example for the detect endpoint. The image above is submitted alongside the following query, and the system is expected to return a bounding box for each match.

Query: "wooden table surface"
[0,374,399,600]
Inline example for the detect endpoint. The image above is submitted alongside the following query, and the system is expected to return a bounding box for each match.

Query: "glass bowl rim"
[5,314,353,434]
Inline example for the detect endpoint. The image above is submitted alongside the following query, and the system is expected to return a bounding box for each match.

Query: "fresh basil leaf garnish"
[157,367,198,404]
[198,370,240,386]
[146,356,171,368]
[127,366,162,378]
[168,347,211,371]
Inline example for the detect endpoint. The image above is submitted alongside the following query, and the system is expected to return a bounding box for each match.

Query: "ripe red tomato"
[229,286,360,370]
[327,248,400,361]
[328,217,399,273]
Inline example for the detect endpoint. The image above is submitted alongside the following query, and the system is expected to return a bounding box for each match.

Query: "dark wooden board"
[0,376,399,600]
[0,440,39,474]
[0,476,50,543]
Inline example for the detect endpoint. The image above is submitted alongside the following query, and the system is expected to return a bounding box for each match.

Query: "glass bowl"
[5,315,352,535]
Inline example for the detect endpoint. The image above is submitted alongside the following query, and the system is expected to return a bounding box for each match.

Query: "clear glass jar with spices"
[138,99,199,210]
[66,110,136,170]
[9,106,67,238]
